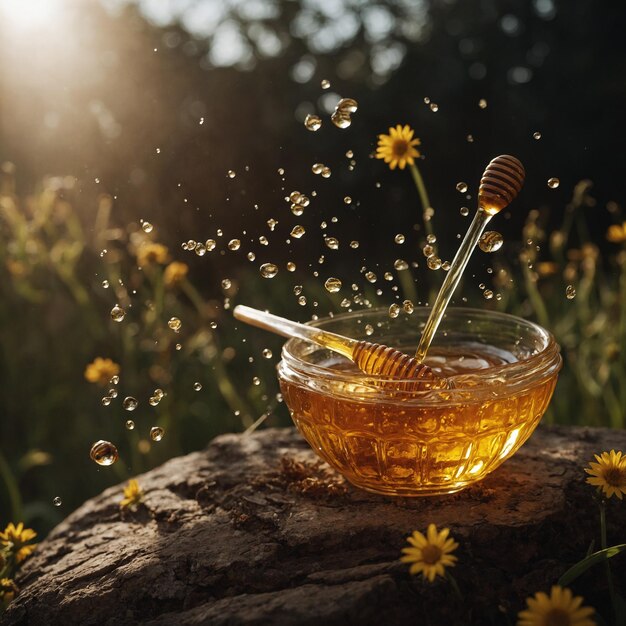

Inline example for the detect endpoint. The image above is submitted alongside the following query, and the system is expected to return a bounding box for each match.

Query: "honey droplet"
[125,420,135,430]
[286,261,296,272]
[394,259,409,271]
[168,317,182,332]
[365,271,377,283]
[150,426,164,442]
[267,218,278,231]
[228,239,241,251]
[548,177,560,189]
[394,234,405,244]
[427,256,442,270]
[304,114,322,131]
[260,263,278,278]
[325,237,339,250]
[456,182,468,193]
[290,225,306,238]
[227,170,236,179]
[110,304,125,322]
[259,236,269,245]
[533,131,542,140]
[388,303,400,318]
[110,375,120,385]
[206,239,216,251]
[483,289,494,300]
[321,79,331,89]
[337,97,358,113]
[122,396,138,411]
[478,98,488,109]
[90,440,119,466]
[566,285,576,300]
[478,231,504,253]
[324,277,342,293]
[53,496,62,506]
[321,166,332,178]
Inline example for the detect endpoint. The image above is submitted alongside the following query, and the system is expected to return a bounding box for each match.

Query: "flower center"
[544,608,572,626]
[421,545,442,565]
[604,467,626,486]
[391,139,409,158]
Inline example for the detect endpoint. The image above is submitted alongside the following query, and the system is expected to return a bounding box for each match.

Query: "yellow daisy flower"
[517,586,596,626]
[163,261,189,288]
[606,222,626,244]
[136,242,169,267]
[120,479,144,510]
[0,522,37,564]
[400,523,458,582]
[584,449,626,499]
[376,124,421,170]
[84,357,120,386]
[0,578,19,609]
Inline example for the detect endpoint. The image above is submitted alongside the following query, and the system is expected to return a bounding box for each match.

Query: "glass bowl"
[278,307,562,496]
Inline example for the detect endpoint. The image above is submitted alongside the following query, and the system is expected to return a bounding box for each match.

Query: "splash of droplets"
[331,97,358,129]
[456,182,468,193]
[290,225,306,238]
[565,285,576,300]
[228,239,241,251]
[304,114,322,131]
[123,396,138,411]
[548,178,560,189]
[110,304,125,322]
[90,440,118,466]
[260,263,278,278]
[479,231,504,253]
[150,426,164,442]
[388,303,400,318]
[324,277,342,293]
[168,317,182,332]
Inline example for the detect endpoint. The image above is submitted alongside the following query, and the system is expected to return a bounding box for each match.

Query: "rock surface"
[3,425,626,625]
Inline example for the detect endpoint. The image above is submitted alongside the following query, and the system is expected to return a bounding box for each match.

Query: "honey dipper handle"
[233,305,356,359]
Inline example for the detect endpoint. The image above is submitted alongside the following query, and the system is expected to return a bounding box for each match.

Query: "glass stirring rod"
[233,305,448,390]
[415,155,525,361]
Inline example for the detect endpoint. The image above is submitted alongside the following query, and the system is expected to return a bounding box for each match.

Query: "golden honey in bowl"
[278,307,561,496]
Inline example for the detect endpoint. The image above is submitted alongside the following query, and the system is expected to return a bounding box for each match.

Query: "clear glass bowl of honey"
[278,307,562,496]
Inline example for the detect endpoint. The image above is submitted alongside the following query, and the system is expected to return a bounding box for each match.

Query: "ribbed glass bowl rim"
[278,307,562,405]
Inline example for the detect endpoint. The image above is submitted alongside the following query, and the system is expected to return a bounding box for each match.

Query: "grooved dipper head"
[478,155,525,215]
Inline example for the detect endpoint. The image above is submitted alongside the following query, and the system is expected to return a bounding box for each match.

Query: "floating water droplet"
[53,496,62,506]
[297,295,307,306]
[267,218,278,231]
[101,396,112,407]
[122,396,138,411]
[193,382,202,391]
[262,348,273,359]
[483,289,494,300]
[321,166,331,178]
[365,271,377,283]
[365,324,374,336]
[442,261,451,271]
[195,243,206,256]
[110,305,125,322]
[168,317,182,332]
[290,225,306,238]
[228,239,241,251]
[324,277,342,293]
[423,245,435,258]
[142,221,153,233]
[102,280,109,288]
[221,278,232,290]
[259,236,269,245]
[150,426,164,442]
[548,177,560,189]
[426,234,437,244]
[394,234,405,244]
[427,256,442,270]
[110,375,120,385]
[456,182,468,193]
[252,376,261,386]
[429,102,439,112]
[344,196,352,204]
[90,440,119,466]
[479,231,504,253]
[291,203,304,216]
[294,285,303,296]
[566,285,576,299]
[403,300,415,314]
[321,79,331,89]
[247,252,256,261]
[533,131,542,140]
[345,150,354,158]
[478,98,488,109]
[337,97,358,113]
[350,240,359,249]
[125,419,135,430]
[227,170,236,179]
[388,303,400,318]
[324,237,339,250]
[312,163,324,174]
[206,239,216,251]
[384,272,393,281]
[304,114,322,131]
[260,263,278,278]
[460,207,469,217]
[466,134,474,143]
[393,259,409,271]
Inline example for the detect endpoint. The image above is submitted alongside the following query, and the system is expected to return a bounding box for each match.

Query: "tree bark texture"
[3,425,626,625]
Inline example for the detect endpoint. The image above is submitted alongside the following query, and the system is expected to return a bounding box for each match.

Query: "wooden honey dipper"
[233,305,448,391]
[415,155,525,361]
